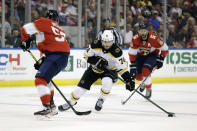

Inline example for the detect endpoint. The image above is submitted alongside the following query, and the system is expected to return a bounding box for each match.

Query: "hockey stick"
[121,67,157,105]
[107,69,175,117]
[27,49,91,115]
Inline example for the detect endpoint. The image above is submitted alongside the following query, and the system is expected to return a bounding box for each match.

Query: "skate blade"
[34,114,53,121]
[51,110,58,116]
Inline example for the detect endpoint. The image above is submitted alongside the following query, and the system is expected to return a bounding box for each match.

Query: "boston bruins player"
[58,30,135,111]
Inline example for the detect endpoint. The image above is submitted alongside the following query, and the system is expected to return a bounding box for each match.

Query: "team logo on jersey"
[94,40,98,44]
[115,48,120,53]
[139,48,150,56]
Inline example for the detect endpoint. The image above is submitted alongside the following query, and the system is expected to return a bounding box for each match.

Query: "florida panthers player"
[58,30,135,111]
[128,22,168,99]
[20,10,70,117]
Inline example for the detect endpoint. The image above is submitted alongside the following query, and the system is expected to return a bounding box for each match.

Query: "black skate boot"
[139,83,145,92]
[145,88,152,99]
[34,104,52,118]
[58,101,77,112]
[95,99,104,111]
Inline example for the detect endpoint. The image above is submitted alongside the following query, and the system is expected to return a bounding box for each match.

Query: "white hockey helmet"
[101,30,114,49]
[101,30,114,42]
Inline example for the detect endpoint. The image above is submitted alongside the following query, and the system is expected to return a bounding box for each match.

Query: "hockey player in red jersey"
[128,22,168,99]
[20,10,70,117]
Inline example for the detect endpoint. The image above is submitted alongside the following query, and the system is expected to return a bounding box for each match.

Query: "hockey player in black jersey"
[58,30,135,111]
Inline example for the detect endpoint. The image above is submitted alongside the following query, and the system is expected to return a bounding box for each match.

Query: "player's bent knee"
[142,67,151,77]
[35,77,47,86]
[136,74,143,81]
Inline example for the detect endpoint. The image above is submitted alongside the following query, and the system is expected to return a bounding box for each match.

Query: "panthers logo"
[139,48,150,55]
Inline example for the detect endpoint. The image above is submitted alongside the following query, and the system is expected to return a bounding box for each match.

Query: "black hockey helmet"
[139,22,148,30]
[46,10,59,22]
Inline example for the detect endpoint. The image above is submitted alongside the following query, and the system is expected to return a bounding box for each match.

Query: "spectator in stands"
[130,1,142,17]
[122,24,133,48]
[66,35,74,48]
[140,0,152,9]
[5,28,21,48]
[169,2,182,18]
[149,10,160,31]
[86,22,96,46]
[15,0,25,22]
[191,0,197,21]
[0,15,11,38]
[174,26,189,48]
[166,24,176,48]
[87,0,96,26]
[187,32,197,48]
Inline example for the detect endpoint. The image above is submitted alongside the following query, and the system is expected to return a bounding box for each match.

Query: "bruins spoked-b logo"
[94,40,98,44]
[115,48,120,53]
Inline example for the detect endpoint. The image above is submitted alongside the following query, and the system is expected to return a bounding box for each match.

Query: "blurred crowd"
[0,0,197,48]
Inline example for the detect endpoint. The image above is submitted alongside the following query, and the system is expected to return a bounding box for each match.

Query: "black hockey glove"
[95,57,108,71]
[20,35,35,51]
[121,71,135,92]
[130,61,137,78]
[156,55,164,69]
[34,57,45,70]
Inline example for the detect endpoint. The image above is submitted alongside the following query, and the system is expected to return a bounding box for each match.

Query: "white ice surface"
[0,83,197,131]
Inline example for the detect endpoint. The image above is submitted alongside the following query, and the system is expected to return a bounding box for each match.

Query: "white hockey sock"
[70,86,87,105]
[143,76,152,86]
[99,77,113,101]
[47,81,54,92]
[37,85,51,97]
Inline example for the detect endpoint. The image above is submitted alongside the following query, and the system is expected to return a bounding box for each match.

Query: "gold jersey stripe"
[119,67,127,75]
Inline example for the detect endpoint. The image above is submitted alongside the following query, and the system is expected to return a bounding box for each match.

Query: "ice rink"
[0,83,197,131]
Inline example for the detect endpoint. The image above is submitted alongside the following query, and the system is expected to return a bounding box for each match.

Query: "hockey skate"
[139,83,145,92]
[50,96,58,116]
[34,105,52,119]
[95,98,104,111]
[50,103,58,116]
[145,88,152,99]
[58,101,76,112]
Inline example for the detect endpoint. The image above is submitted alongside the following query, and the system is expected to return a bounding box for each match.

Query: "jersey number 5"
[51,26,66,42]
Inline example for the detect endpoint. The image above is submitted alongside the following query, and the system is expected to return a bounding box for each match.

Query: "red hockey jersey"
[128,32,168,62]
[21,17,70,53]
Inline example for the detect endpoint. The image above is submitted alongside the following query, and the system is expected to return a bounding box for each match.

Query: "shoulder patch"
[115,48,120,53]
[94,40,98,44]
[109,45,123,58]
[91,40,102,49]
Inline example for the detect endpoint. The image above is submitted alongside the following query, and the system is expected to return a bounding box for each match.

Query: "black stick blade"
[76,110,92,115]
[168,112,175,117]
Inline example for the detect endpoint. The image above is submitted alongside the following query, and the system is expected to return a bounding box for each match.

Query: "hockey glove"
[156,55,164,69]
[129,61,137,78]
[34,57,45,70]
[121,71,135,92]
[95,57,108,71]
[20,35,35,51]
